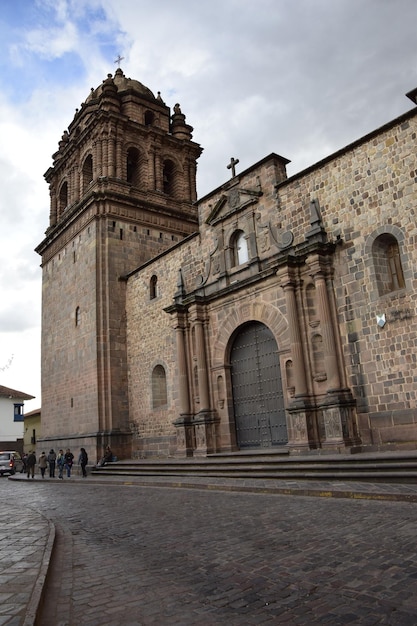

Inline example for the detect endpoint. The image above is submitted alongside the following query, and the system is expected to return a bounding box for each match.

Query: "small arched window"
[59,181,68,213]
[150,275,158,300]
[162,159,175,195]
[152,365,167,408]
[285,360,295,397]
[372,234,405,296]
[75,306,81,326]
[144,110,155,126]
[82,155,93,192]
[231,230,249,266]
[127,148,140,186]
[216,375,225,409]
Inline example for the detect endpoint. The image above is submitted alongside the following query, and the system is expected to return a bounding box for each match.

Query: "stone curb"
[97,478,417,503]
[10,472,417,503]
[11,472,417,503]
[22,517,55,626]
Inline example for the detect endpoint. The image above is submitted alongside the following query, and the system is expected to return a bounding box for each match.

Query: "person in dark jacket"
[47,449,56,478]
[64,449,74,478]
[26,451,36,479]
[78,448,88,478]
[57,449,65,479]
[97,445,113,467]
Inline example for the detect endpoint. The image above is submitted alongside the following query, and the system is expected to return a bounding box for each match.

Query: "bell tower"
[36,68,202,459]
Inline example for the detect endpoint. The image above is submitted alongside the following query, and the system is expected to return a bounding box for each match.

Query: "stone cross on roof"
[114,54,125,68]
[227,157,239,178]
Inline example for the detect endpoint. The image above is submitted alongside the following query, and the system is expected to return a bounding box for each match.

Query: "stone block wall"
[41,220,100,441]
[126,110,417,455]
[276,112,417,447]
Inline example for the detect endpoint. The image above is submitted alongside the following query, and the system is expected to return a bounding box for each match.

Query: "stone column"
[70,165,77,206]
[116,138,123,179]
[74,163,80,203]
[176,317,190,416]
[49,186,57,226]
[149,149,156,191]
[328,273,348,389]
[95,140,103,178]
[308,257,340,391]
[308,254,345,446]
[172,312,194,456]
[194,318,210,411]
[189,158,197,203]
[277,267,310,450]
[108,133,115,178]
[154,151,162,192]
[102,136,108,177]
[279,270,307,397]
[66,166,72,206]
[191,307,218,455]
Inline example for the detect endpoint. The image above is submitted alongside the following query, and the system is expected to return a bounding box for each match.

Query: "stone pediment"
[206,185,262,226]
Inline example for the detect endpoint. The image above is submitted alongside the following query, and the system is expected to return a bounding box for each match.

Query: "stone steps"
[91,450,417,483]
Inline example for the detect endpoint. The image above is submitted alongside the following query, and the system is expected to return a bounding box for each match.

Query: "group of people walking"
[23,445,113,479]
[25,447,89,479]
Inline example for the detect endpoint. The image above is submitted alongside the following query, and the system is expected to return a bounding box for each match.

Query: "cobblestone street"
[2,478,417,625]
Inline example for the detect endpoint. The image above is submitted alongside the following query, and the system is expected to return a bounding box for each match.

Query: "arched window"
[372,234,405,296]
[150,275,158,300]
[59,181,68,213]
[285,359,295,397]
[231,230,249,266]
[127,147,140,186]
[216,375,225,409]
[162,159,175,195]
[152,365,167,408]
[82,155,93,192]
[144,110,155,126]
[75,306,81,326]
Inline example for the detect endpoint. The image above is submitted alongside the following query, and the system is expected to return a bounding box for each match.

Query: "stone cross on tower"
[227,157,240,178]
[114,54,125,67]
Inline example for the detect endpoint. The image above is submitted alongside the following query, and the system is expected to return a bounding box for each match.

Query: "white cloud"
[23,21,79,59]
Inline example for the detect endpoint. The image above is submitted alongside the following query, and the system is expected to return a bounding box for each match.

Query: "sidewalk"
[5,471,417,625]
[0,479,55,626]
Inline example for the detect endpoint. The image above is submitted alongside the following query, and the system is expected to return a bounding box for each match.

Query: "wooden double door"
[230,322,288,449]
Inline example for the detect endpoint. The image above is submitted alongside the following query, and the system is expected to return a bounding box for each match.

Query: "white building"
[0,385,35,445]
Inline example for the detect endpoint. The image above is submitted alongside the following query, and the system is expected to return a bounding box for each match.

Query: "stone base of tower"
[37,430,132,466]
[96,430,132,463]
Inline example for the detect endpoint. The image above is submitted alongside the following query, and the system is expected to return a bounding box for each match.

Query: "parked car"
[0,451,24,476]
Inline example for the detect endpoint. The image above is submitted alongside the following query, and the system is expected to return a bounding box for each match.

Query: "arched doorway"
[230,322,288,449]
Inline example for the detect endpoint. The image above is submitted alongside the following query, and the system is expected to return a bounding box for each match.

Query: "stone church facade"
[36,70,417,461]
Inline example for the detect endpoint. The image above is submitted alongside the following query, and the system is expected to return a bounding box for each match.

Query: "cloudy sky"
[1,0,417,412]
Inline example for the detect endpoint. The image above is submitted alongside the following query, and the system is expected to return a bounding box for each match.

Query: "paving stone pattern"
[0,486,53,626]
[2,477,417,625]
